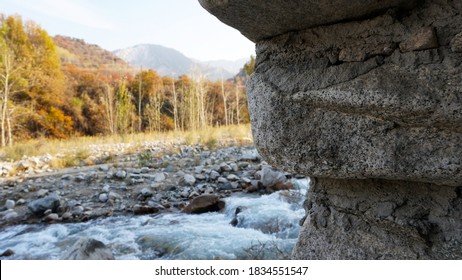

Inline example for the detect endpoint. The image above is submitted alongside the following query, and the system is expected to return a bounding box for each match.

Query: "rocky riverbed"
[0,142,306,235]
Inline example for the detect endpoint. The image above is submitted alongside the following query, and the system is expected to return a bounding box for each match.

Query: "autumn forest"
[0,14,255,147]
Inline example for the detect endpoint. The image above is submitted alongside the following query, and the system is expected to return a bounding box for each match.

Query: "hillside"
[53,35,134,74]
[114,44,241,80]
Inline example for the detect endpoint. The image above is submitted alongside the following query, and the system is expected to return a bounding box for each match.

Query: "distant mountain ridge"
[114,44,247,80]
[53,35,133,74]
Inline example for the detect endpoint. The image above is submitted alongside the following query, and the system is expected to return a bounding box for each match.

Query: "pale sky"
[0,0,255,61]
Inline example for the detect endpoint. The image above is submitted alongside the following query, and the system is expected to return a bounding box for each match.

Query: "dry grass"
[0,124,253,162]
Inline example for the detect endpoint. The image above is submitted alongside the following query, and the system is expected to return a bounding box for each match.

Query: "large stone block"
[246,2,462,186]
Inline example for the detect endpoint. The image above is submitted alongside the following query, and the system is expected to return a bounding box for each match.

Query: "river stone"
[99,193,108,203]
[28,194,61,216]
[182,194,225,214]
[183,174,196,186]
[5,199,15,210]
[114,170,127,179]
[62,238,114,260]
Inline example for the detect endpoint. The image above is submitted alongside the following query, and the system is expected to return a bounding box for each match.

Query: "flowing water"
[0,179,309,260]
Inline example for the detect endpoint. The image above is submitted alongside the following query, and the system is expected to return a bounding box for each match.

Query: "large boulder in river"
[62,238,114,260]
[182,194,225,214]
[199,0,462,259]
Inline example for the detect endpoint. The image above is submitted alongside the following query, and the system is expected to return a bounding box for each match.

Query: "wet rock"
[133,204,160,215]
[62,238,114,260]
[45,213,61,222]
[5,199,15,210]
[28,194,61,216]
[260,166,292,192]
[1,249,14,257]
[182,194,225,214]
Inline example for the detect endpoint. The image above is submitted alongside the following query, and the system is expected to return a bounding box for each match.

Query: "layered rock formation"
[199,0,462,259]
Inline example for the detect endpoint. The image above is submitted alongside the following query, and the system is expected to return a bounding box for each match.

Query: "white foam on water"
[0,178,309,260]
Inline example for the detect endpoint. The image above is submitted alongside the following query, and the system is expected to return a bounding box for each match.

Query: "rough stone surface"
[246,1,462,186]
[199,0,462,260]
[198,0,420,42]
[293,178,462,259]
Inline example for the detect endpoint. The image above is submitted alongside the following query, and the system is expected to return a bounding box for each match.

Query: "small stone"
[102,184,110,193]
[99,193,108,203]
[210,170,220,180]
[74,173,86,182]
[195,166,203,174]
[99,165,110,172]
[61,174,72,180]
[230,163,238,172]
[133,204,160,215]
[220,163,232,172]
[195,174,206,180]
[45,213,60,222]
[217,177,228,184]
[36,189,49,197]
[154,173,166,182]
[138,188,153,199]
[3,211,18,221]
[108,191,123,201]
[5,199,15,210]
[72,205,84,215]
[62,212,72,220]
[16,198,26,205]
[44,209,52,215]
[227,174,239,181]
[140,167,150,173]
[165,165,175,172]
[114,170,127,179]
[183,174,196,186]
